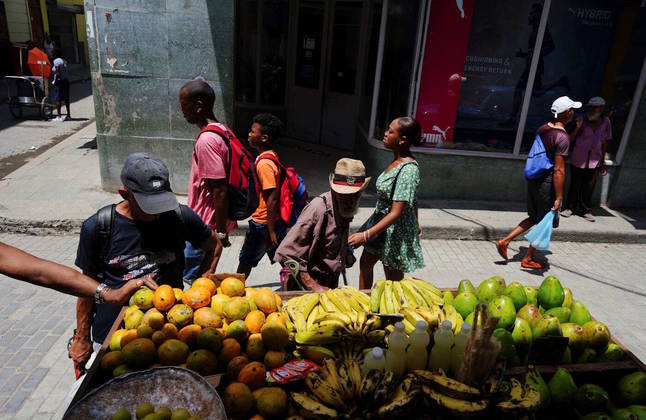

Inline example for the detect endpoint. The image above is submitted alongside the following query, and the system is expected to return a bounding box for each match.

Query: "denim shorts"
[239,220,287,268]
[183,241,204,284]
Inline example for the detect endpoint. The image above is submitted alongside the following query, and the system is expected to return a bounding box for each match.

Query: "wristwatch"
[216,232,227,240]
[94,283,108,304]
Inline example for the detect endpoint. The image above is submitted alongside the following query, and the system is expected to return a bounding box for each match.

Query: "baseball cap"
[120,153,179,214]
[587,96,606,107]
[551,96,582,118]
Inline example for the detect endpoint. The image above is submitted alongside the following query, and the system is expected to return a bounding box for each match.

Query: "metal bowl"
[63,367,226,419]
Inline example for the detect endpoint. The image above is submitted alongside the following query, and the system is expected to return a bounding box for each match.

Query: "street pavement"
[0,232,645,418]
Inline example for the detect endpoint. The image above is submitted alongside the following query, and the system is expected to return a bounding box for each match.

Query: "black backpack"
[93,204,184,279]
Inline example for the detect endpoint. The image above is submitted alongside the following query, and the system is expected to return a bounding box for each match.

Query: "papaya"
[221,277,245,297]
[246,295,258,312]
[120,329,139,348]
[274,293,282,308]
[193,307,222,329]
[218,338,242,366]
[173,288,184,303]
[265,312,285,326]
[152,284,176,311]
[246,333,266,361]
[227,355,250,380]
[256,387,288,419]
[227,319,249,343]
[124,305,141,319]
[100,351,124,373]
[186,349,218,376]
[261,320,289,350]
[537,275,565,309]
[238,361,267,390]
[192,277,217,296]
[124,309,144,330]
[141,308,164,330]
[245,310,266,334]
[157,339,189,366]
[112,364,133,378]
[211,294,231,317]
[196,327,223,353]
[136,325,153,339]
[122,338,156,368]
[254,288,277,314]
[182,286,211,309]
[129,287,154,310]
[223,382,254,418]
[151,330,165,346]
[161,323,178,340]
[264,350,287,369]
[110,329,127,351]
[177,324,202,349]
[224,297,251,321]
[167,304,194,327]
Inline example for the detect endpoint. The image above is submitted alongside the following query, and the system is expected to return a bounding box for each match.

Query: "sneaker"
[53,117,63,122]
[560,209,572,217]
[64,115,72,121]
[582,213,595,222]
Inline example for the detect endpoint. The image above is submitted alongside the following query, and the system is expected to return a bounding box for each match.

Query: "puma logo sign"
[432,125,451,140]
[456,0,465,18]
[423,126,451,145]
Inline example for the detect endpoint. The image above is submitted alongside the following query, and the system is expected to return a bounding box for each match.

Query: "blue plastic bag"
[524,211,555,251]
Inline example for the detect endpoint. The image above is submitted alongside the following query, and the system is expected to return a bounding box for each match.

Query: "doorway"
[286,0,367,150]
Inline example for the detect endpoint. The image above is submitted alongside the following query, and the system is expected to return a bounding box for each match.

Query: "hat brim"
[329,174,371,194]
[132,190,179,214]
[572,101,583,109]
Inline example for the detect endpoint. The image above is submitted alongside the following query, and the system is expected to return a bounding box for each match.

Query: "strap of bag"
[94,204,115,279]
[320,194,347,285]
[388,161,416,202]
[195,124,234,181]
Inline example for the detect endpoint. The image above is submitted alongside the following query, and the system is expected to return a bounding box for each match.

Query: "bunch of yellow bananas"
[291,358,420,418]
[281,287,385,347]
[396,303,464,334]
[370,277,444,314]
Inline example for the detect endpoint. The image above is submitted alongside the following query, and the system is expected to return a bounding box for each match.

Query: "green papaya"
[548,367,577,406]
[545,307,571,324]
[569,300,592,325]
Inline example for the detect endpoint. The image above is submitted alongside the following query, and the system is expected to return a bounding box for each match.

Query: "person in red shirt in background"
[179,79,238,284]
[236,114,287,279]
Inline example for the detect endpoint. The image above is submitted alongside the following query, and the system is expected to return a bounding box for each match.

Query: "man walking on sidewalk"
[52,49,71,122]
[496,96,580,269]
[561,96,611,222]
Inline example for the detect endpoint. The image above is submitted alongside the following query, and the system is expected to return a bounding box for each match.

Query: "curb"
[2,216,645,243]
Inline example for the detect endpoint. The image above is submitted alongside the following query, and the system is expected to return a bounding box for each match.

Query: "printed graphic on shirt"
[106,250,176,282]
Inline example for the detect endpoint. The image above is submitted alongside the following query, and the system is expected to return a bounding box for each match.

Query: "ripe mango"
[129,287,154,310]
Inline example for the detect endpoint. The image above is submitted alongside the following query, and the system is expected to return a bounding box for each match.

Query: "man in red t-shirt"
[496,96,580,269]
[179,79,237,283]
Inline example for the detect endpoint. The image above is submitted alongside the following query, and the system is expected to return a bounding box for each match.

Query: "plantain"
[306,305,320,331]
[339,288,369,313]
[367,329,386,345]
[400,280,423,307]
[291,392,338,419]
[496,381,541,414]
[298,293,321,320]
[422,385,488,416]
[379,288,387,314]
[442,304,463,334]
[415,305,442,329]
[371,280,386,312]
[318,311,352,326]
[315,319,347,331]
[325,290,352,314]
[373,370,396,405]
[377,373,419,417]
[383,281,395,314]
[335,359,355,401]
[282,309,295,333]
[319,292,333,313]
[286,304,307,332]
[299,346,336,364]
[401,307,425,326]
[341,286,371,310]
[402,318,415,334]
[295,329,343,345]
[345,359,362,395]
[359,369,383,401]
[305,371,346,409]
[414,369,482,401]
[392,281,404,306]
[406,276,443,296]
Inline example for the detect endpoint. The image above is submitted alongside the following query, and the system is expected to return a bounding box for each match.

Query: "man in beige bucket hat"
[275,158,370,291]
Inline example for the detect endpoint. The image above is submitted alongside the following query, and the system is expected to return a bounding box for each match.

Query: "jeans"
[183,241,204,285]
[239,220,287,268]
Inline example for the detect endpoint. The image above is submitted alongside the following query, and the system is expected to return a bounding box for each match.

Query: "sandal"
[521,259,543,269]
[495,240,508,261]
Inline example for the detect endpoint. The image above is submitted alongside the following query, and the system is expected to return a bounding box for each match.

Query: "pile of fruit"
[101,277,290,380]
[444,275,619,366]
[111,402,200,420]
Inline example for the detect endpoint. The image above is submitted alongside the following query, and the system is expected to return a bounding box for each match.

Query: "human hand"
[104,275,158,305]
[69,335,93,366]
[601,165,608,176]
[348,233,365,248]
[418,225,423,238]
[552,197,562,212]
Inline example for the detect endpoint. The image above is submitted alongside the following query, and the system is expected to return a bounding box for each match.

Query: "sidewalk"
[0,123,645,243]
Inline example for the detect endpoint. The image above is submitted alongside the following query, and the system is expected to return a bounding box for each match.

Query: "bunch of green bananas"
[416,369,490,416]
[282,287,386,347]
[291,358,420,418]
[370,277,444,315]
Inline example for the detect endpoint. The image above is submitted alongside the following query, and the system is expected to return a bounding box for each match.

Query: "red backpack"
[196,124,259,220]
[258,153,308,227]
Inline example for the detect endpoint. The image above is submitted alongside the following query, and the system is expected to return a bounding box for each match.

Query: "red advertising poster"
[415,0,474,147]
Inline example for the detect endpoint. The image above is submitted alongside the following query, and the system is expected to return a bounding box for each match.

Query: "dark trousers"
[565,165,599,215]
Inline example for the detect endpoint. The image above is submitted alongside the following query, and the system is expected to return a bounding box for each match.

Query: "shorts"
[54,78,70,103]
[527,179,559,228]
[239,220,287,268]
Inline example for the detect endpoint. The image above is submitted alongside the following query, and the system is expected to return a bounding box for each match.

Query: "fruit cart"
[65,275,646,419]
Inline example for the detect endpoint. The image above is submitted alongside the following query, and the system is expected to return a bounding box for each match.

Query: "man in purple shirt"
[561,97,612,222]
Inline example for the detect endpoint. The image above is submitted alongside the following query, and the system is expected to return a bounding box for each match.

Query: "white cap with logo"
[551,96,582,118]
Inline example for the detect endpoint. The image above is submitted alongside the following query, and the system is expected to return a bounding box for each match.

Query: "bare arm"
[206,178,230,247]
[0,241,156,303]
[198,231,222,277]
[601,140,608,175]
[299,271,328,292]
[265,187,280,248]
[348,201,406,247]
[552,154,565,211]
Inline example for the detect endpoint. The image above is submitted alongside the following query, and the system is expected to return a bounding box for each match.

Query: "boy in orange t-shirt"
[236,114,287,278]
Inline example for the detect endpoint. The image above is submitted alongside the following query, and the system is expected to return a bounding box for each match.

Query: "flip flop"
[521,260,543,269]
[495,240,508,261]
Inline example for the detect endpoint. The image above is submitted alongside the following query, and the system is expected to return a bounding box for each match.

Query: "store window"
[235,0,257,103]
[260,0,289,104]
[372,0,422,139]
[358,0,382,130]
[520,0,646,159]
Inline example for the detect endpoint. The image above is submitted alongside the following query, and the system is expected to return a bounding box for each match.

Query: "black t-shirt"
[75,204,211,343]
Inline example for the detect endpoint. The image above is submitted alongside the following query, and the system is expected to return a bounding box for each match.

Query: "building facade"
[85,0,646,207]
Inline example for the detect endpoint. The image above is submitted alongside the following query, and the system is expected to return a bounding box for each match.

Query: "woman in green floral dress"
[349,116,425,289]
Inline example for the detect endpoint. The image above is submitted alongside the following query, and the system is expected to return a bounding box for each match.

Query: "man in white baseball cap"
[562,96,612,222]
[496,96,580,269]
